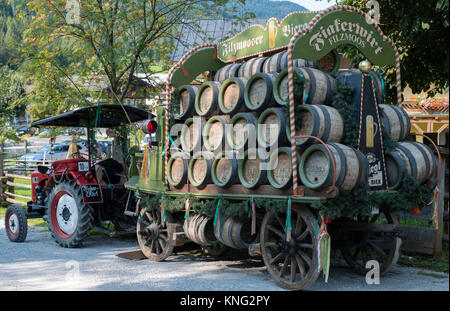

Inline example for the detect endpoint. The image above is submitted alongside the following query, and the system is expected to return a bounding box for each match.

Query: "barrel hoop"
[244,73,273,111]
[386,150,406,189]
[324,73,332,105]
[267,147,292,189]
[396,144,418,180]
[316,105,331,142]
[390,105,406,141]
[420,143,438,178]
[410,142,431,181]
[218,78,246,114]
[167,152,189,187]
[227,112,257,150]
[203,116,228,153]
[299,144,333,190]
[257,108,285,148]
[188,151,213,188]
[302,68,316,105]
[211,151,238,188]
[328,143,346,188]
[237,149,267,189]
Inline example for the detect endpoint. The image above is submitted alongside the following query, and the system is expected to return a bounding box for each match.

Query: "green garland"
[168,90,181,128]
[331,82,359,149]
[140,192,290,218]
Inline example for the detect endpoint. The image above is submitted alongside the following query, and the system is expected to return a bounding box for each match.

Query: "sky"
[282,0,336,11]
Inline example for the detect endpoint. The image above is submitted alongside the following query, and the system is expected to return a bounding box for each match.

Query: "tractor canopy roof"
[31,104,153,128]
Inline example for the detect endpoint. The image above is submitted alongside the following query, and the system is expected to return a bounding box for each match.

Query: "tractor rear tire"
[5,204,28,243]
[47,181,94,248]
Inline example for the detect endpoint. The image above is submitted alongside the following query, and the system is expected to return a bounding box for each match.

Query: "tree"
[20,0,248,118]
[337,0,449,102]
[0,66,26,142]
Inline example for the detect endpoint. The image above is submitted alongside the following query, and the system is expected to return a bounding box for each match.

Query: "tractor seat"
[93,158,126,185]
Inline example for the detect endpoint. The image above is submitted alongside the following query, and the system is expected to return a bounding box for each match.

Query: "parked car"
[16,126,32,136]
[20,141,89,163]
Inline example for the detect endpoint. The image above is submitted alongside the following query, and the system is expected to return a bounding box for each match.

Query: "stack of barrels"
[169,50,438,196]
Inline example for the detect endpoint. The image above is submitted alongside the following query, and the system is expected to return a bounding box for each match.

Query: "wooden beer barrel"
[237,148,268,189]
[299,143,365,191]
[317,50,340,75]
[167,152,189,188]
[211,151,239,188]
[218,77,248,115]
[188,151,214,189]
[263,50,319,73]
[267,147,301,190]
[257,107,287,148]
[226,112,258,151]
[197,215,219,246]
[195,81,221,117]
[180,117,205,153]
[380,104,411,141]
[286,104,344,146]
[385,150,408,189]
[273,67,335,106]
[214,63,241,82]
[244,72,278,111]
[215,216,239,248]
[395,141,436,184]
[176,85,199,120]
[238,57,267,79]
[230,216,259,249]
[203,115,230,153]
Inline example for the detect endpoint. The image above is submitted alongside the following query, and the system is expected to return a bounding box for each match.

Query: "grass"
[398,242,449,273]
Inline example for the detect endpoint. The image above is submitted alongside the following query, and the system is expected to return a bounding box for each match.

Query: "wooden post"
[0,142,4,176]
[433,160,446,257]
[0,142,4,202]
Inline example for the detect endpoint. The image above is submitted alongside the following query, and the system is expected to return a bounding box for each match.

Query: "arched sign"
[291,9,396,66]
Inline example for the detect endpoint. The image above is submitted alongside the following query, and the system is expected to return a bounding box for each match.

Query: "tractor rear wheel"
[47,181,94,248]
[5,204,28,242]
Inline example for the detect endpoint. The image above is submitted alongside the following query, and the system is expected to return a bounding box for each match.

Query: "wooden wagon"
[124,6,442,290]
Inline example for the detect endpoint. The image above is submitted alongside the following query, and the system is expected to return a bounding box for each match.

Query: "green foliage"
[331,82,359,148]
[140,192,291,218]
[283,72,308,129]
[312,173,434,220]
[339,0,449,101]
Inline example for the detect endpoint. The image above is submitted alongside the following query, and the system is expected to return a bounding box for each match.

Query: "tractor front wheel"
[47,181,94,248]
[5,204,28,242]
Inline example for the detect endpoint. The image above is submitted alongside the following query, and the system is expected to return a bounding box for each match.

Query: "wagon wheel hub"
[62,207,72,221]
[147,223,160,240]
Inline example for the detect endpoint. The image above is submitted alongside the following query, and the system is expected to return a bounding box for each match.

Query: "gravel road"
[0,221,448,291]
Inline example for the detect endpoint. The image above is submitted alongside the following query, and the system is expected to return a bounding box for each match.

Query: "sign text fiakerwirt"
[293,10,396,66]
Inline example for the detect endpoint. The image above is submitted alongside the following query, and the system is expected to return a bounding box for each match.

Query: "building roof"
[172,19,267,63]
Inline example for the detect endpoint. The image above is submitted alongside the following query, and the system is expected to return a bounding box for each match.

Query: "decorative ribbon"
[213,199,222,236]
[316,214,331,283]
[184,198,190,220]
[161,133,177,157]
[247,197,256,236]
[432,187,440,230]
[299,73,308,104]
[141,146,148,181]
[285,197,292,242]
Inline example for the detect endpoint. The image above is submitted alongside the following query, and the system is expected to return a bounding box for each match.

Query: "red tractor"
[4,104,157,248]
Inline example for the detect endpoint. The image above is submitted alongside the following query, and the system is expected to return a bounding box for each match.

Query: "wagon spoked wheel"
[340,206,401,276]
[137,207,176,262]
[260,205,320,290]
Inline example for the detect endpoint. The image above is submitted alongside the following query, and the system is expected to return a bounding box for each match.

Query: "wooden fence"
[0,141,53,208]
